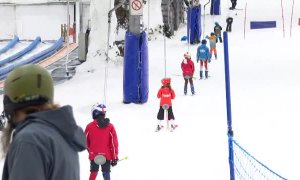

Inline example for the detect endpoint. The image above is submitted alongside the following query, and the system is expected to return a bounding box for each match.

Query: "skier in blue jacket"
[196,39,211,79]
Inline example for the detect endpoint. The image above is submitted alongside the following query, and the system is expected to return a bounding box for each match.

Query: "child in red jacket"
[85,103,119,180]
[181,52,195,95]
[156,78,177,131]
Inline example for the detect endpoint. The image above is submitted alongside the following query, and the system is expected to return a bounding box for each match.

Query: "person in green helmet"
[1,64,86,180]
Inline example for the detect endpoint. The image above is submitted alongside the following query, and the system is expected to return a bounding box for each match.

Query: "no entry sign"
[130,0,143,15]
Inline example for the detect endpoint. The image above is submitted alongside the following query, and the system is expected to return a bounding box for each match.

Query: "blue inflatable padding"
[123,31,149,104]
[0,36,19,55]
[187,5,202,44]
[139,32,149,103]
[0,37,63,80]
[25,37,63,64]
[250,21,276,29]
[0,36,41,66]
[210,0,221,15]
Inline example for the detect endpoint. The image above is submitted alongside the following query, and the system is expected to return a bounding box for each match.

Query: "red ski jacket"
[157,86,175,106]
[181,59,195,76]
[85,120,118,161]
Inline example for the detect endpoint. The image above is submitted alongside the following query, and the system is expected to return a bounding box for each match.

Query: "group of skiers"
[155,21,224,132]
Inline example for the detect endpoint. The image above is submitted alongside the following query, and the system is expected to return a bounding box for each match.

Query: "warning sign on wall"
[130,0,143,16]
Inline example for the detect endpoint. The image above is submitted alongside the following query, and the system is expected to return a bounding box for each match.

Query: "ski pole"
[118,156,128,162]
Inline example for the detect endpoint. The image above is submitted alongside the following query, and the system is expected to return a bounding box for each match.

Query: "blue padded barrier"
[27,37,63,64]
[139,32,149,103]
[0,36,19,55]
[187,5,201,44]
[0,37,63,80]
[210,0,221,15]
[123,31,149,104]
[0,36,41,66]
[250,21,276,29]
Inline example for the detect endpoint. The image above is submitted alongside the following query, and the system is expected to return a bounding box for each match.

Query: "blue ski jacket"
[197,44,211,62]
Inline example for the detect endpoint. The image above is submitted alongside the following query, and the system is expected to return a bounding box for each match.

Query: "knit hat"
[184,52,191,59]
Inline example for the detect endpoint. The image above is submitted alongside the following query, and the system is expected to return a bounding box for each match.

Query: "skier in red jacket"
[181,52,195,95]
[156,78,177,131]
[85,103,119,180]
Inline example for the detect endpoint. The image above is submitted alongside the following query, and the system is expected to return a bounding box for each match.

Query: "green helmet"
[3,64,54,117]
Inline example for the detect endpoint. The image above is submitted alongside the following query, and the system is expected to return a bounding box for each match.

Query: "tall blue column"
[223,31,235,180]
[210,0,221,15]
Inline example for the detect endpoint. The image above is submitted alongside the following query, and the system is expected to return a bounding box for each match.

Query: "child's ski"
[155,125,164,132]
[170,125,178,132]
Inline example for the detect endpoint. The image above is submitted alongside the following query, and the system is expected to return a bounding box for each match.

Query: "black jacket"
[2,106,86,180]
[226,17,233,23]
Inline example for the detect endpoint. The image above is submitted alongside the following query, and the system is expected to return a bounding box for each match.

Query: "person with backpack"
[1,64,86,180]
[156,78,177,131]
[181,52,195,95]
[85,103,119,180]
[214,22,223,43]
[196,39,211,79]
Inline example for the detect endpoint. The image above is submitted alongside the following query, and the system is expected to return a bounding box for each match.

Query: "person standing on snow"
[85,103,119,180]
[214,22,223,43]
[196,39,211,79]
[181,52,195,95]
[156,78,177,131]
[1,64,86,180]
[206,32,219,59]
[230,0,237,10]
[226,17,233,32]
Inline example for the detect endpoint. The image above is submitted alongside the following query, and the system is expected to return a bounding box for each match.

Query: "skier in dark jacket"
[1,64,86,180]
[226,17,233,32]
[214,22,223,43]
[230,0,237,10]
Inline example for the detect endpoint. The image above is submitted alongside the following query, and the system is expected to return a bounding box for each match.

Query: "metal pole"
[164,35,167,78]
[203,0,211,38]
[104,0,126,104]
[243,3,247,39]
[280,0,285,37]
[289,0,295,37]
[65,0,70,76]
[223,31,235,180]
[14,5,17,36]
[148,0,150,35]
[187,7,191,52]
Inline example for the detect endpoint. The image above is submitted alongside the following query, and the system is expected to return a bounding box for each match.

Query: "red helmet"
[161,78,171,85]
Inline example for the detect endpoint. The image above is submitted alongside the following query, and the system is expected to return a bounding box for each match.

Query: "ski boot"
[199,71,203,80]
[205,71,209,79]
[191,86,195,95]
